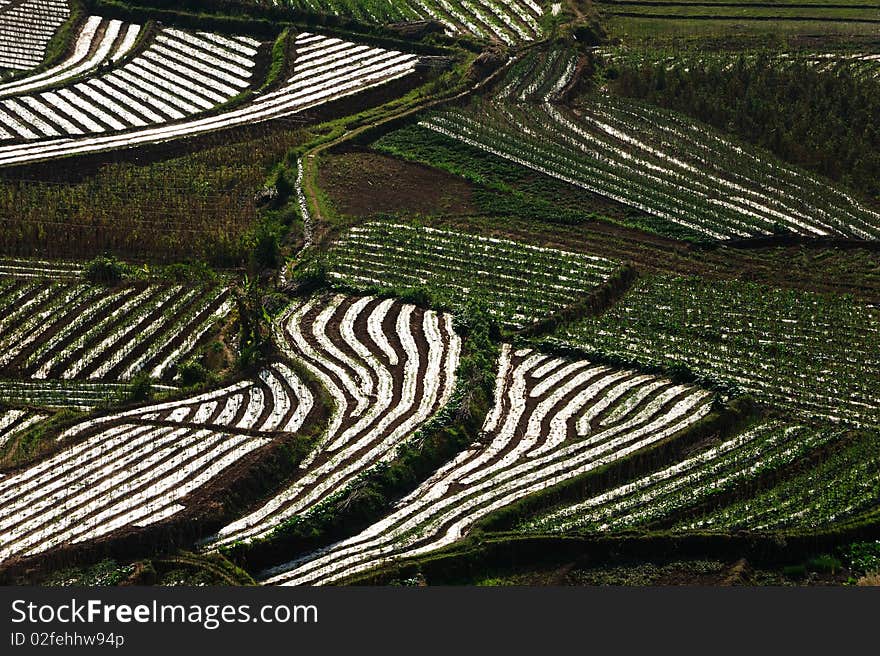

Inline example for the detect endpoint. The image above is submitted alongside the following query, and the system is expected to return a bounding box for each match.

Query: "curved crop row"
[206,294,461,549]
[0,407,48,448]
[0,16,141,98]
[0,277,233,382]
[417,46,880,240]
[263,344,712,585]
[0,362,316,564]
[0,32,419,166]
[0,25,259,142]
[0,0,70,72]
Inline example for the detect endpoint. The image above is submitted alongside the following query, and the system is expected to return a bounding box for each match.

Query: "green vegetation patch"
[324,220,622,331]
[552,273,880,426]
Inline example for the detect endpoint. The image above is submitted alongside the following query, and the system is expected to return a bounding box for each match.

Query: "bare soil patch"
[318,150,480,218]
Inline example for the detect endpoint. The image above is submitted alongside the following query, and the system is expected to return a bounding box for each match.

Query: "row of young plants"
[675,430,880,532]
[0,378,173,409]
[261,344,715,584]
[0,0,71,71]
[520,419,852,534]
[553,273,880,428]
[256,0,547,45]
[323,220,622,330]
[0,361,319,565]
[0,275,233,382]
[413,45,880,240]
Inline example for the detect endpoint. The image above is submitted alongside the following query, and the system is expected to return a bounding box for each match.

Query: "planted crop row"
[0,25,259,142]
[0,256,82,278]
[596,1,880,24]
[0,379,174,410]
[0,0,70,71]
[205,294,461,549]
[554,273,880,426]
[604,47,880,83]
[416,47,880,240]
[521,420,849,534]
[326,221,621,330]
[0,362,317,564]
[0,407,48,447]
[272,0,544,44]
[263,344,713,585]
[0,276,233,382]
[0,16,141,98]
[675,430,880,531]
[0,31,420,166]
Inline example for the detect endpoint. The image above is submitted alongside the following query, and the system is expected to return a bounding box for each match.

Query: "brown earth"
[318,151,480,218]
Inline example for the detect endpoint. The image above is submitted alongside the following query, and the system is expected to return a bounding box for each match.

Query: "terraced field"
[0,407,48,447]
[0,276,233,382]
[521,420,856,533]
[412,47,880,240]
[262,345,712,584]
[0,0,877,590]
[206,294,461,548]
[325,221,622,330]
[0,362,317,564]
[0,25,258,141]
[0,0,70,72]
[553,274,880,427]
[0,16,141,97]
[270,0,546,44]
[0,380,177,410]
[0,31,421,166]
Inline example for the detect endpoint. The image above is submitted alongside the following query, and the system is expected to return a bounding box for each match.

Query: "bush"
[126,373,153,403]
[248,224,281,273]
[177,360,209,387]
[84,255,129,285]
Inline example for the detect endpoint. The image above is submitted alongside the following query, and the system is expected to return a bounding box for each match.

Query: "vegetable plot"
[555,274,880,427]
[263,344,712,585]
[206,294,461,548]
[0,380,176,410]
[0,256,82,279]
[326,221,621,330]
[676,431,880,532]
[0,32,419,166]
[521,420,853,534]
[416,47,880,240]
[271,0,545,45]
[0,0,70,72]
[0,277,233,381]
[0,16,141,98]
[0,407,47,448]
[0,26,259,142]
[0,362,316,564]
